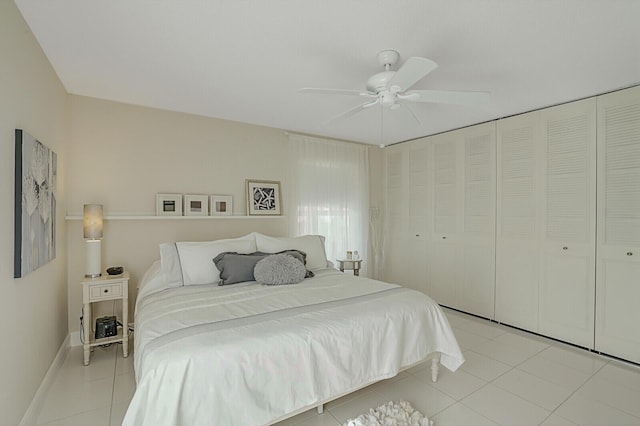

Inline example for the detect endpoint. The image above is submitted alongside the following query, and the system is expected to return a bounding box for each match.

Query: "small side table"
[337,259,363,276]
[81,271,129,366]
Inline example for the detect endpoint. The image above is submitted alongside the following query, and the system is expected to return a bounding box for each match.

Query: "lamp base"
[85,239,102,278]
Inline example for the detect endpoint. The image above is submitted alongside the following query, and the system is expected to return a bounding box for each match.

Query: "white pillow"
[159,242,184,288]
[255,233,328,271]
[176,234,257,285]
[137,260,167,301]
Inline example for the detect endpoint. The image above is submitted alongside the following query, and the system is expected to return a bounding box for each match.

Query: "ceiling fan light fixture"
[381,92,396,107]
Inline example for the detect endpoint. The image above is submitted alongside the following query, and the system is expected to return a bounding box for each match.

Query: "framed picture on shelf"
[246,179,282,216]
[184,194,209,216]
[156,193,183,216]
[210,195,233,216]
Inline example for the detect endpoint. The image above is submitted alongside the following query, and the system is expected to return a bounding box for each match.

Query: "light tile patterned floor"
[35,309,640,425]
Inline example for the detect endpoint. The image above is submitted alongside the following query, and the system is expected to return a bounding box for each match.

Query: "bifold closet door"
[458,123,496,319]
[384,141,432,293]
[595,86,640,364]
[407,140,430,294]
[429,133,459,308]
[428,123,496,318]
[385,146,411,286]
[538,99,596,348]
[496,111,542,331]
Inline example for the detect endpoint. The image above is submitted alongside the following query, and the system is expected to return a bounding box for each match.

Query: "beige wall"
[1,5,384,420]
[66,96,292,332]
[0,2,70,424]
[65,97,384,333]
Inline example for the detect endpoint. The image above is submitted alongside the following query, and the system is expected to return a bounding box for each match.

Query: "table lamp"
[83,204,103,278]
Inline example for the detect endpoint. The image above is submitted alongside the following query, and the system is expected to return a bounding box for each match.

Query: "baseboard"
[70,331,81,347]
[20,334,71,426]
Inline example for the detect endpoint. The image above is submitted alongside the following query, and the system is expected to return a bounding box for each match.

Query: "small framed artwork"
[156,193,183,216]
[246,179,282,216]
[210,195,233,216]
[184,194,209,216]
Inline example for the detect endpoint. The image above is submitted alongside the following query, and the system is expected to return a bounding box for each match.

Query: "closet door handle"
[562,246,568,250]
[627,252,633,256]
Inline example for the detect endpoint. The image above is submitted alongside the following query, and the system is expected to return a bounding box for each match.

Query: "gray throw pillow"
[212,252,269,285]
[254,254,307,286]
[274,249,314,278]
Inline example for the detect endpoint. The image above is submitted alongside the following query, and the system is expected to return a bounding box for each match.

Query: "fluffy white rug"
[342,401,433,426]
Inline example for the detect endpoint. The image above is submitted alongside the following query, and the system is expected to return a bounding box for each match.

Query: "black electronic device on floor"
[95,316,117,339]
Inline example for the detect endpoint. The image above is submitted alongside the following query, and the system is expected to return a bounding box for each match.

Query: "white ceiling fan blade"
[387,57,438,91]
[299,88,366,97]
[325,99,379,124]
[403,89,491,106]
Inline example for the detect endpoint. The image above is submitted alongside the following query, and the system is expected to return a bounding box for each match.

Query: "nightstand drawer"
[90,283,122,300]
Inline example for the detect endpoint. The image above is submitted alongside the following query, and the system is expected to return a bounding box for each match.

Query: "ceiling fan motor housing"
[377,50,400,68]
[366,50,401,93]
[366,71,395,93]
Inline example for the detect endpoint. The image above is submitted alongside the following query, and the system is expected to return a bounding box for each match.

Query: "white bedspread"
[123,269,463,426]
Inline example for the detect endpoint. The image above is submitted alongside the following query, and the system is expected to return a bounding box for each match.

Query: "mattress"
[123,264,464,425]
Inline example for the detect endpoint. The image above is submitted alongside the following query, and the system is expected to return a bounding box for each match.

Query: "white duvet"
[123,267,464,426]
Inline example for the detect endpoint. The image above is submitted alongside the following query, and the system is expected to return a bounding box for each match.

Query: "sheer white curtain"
[288,134,370,275]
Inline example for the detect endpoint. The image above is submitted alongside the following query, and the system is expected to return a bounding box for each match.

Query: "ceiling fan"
[300,50,490,124]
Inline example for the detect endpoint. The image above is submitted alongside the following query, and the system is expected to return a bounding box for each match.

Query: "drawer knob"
[104,289,109,293]
[442,236,446,239]
[562,246,568,250]
[416,234,420,237]
[628,252,633,256]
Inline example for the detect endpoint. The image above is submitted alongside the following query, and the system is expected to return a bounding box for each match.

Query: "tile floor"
[35,308,640,425]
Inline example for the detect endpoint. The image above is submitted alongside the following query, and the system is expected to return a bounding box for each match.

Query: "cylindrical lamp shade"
[83,204,103,239]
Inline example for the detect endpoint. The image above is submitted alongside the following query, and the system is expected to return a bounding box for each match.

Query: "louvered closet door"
[407,139,430,294]
[459,123,496,319]
[538,99,596,348]
[385,145,410,285]
[429,132,459,308]
[496,112,542,331]
[595,86,640,363]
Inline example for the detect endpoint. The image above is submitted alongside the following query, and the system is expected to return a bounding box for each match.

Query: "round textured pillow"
[254,254,307,285]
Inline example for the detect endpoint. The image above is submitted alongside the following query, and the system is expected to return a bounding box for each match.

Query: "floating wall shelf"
[65,215,286,221]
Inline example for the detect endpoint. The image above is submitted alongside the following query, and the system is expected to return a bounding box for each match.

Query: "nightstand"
[337,259,363,276]
[81,271,129,366]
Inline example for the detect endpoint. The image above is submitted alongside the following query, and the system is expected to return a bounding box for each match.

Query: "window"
[288,134,369,274]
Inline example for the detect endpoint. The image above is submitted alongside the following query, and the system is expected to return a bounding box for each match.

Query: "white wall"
[65,96,292,332]
[0,2,70,424]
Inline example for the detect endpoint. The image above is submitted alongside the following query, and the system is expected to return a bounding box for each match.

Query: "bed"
[122,233,464,426]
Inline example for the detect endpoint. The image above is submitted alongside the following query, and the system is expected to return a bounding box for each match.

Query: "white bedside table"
[337,259,363,276]
[81,271,129,366]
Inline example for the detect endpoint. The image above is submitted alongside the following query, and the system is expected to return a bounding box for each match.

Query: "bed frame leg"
[316,404,324,414]
[431,354,441,382]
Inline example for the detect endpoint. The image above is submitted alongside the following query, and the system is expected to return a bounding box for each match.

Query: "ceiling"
[15,0,640,146]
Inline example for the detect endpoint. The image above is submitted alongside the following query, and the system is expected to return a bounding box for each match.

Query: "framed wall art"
[246,179,282,216]
[210,195,233,216]
[14,129,57,278]
[184,194,209,216]
[156,193,183,216]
